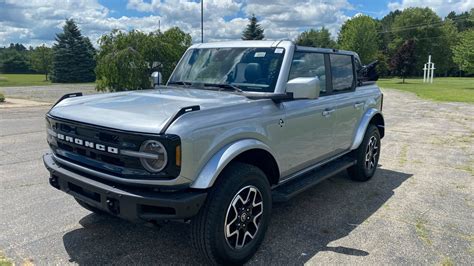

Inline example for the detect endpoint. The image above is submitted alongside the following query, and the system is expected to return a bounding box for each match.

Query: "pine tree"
[51,19,96,83]
[242,14,265,40]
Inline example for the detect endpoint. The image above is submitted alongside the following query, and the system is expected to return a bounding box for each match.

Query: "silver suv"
[43,40,384,264]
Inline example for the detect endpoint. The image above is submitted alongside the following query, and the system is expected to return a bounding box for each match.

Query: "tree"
[0,43,33,73]
[378,10,402,54]
[390,39,416,83]
[30,45,53,80]
[338,15,379,64]
[51,19,96,83]
[242,14,265,40]
[9,43,27,51]
[295,27,336,48]
[95,27,191,92]
[446,10,474,32]
[390,7,456,76]
[452,29,474,74]
[0,49,31,73]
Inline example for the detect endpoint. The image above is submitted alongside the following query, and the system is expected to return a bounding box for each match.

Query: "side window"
[289,52,326,94]
[330,54,354,92]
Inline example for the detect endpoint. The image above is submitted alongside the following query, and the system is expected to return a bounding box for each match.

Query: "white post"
[430,63,435,83]
[423,63,427,83]
[423,55,435,84]
[428,55,432,84]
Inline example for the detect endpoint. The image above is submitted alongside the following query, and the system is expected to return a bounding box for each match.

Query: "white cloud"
[388,0,474,17]
[3,0,472,48]
[241,0,351,39]
[0,0,164,47]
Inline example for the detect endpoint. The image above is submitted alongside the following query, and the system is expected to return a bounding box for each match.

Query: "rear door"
[329,54,365,153]
[279,51,336,175]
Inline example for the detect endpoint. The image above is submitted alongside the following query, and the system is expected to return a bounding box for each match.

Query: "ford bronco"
[43,40,384,264]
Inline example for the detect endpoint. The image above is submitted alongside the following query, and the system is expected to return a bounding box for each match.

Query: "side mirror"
[286,77,320,99]
[151,71,162,88]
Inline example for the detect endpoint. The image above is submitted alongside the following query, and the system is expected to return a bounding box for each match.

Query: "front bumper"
[43,153,207,222]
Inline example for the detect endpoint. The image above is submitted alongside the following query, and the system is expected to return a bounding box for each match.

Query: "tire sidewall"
[362,126,381,177]
[211,166,272,263]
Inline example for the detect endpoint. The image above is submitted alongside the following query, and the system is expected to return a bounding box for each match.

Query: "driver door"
[277,51,336,177]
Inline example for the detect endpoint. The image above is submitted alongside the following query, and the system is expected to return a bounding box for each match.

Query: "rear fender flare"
[350,108,384,150]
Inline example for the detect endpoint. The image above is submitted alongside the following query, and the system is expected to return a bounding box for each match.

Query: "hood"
[49,87,251,133]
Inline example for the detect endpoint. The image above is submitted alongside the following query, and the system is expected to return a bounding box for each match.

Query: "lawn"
[0,74,51,87]
[377,77,474,103]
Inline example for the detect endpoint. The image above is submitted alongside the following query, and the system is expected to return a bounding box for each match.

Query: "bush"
[0,92,5,102]
[95,27,191,92]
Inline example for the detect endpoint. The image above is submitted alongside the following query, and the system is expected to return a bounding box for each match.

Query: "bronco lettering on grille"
[56,133,119,154]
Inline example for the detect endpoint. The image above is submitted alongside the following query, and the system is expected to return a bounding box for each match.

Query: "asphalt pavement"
[0,89,473,265]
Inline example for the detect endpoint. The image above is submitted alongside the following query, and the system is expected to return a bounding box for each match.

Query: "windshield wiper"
[203,83,243,93]
[168,81,193,87]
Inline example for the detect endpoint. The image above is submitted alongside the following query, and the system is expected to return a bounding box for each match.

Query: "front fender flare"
[190,139,276,189]
[350,108,384,150]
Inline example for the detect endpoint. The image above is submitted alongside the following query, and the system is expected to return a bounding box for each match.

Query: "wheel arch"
[190,139,280,189]
[350,108,385,150]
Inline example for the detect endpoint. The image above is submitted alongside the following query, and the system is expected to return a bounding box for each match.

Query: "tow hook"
[106,198,120,215]
[49,176,60,189]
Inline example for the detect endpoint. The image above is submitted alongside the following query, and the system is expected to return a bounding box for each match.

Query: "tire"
[191,162,272,265]
[347,124,381,181]
[74,198,108,215]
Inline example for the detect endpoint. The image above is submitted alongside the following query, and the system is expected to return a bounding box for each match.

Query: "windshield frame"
[167,42,295,95]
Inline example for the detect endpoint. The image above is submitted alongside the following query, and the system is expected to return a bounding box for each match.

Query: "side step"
[272,157,356,203]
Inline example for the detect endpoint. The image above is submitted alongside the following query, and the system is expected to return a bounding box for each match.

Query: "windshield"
[169,47,285,92]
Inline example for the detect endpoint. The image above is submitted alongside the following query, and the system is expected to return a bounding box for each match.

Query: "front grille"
[46,115,181,179]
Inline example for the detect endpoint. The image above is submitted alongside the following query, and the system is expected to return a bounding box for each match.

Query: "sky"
[0,0,473,47]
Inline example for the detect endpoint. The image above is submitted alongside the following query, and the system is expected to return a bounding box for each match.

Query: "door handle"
[354,102,365,108]
[322,108,335,117]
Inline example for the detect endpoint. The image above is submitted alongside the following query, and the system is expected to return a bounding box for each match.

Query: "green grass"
[440,256,454,266]
[0,74,51,87]
[399,144,408,166]
[415,217,432,246]
[0,251,13,266]
[377,77,474,103]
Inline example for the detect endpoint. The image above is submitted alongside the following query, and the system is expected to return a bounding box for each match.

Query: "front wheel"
[191,162,272,265]
[347,124,381,181]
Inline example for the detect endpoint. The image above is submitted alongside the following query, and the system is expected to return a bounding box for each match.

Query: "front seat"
[244,63,262,83]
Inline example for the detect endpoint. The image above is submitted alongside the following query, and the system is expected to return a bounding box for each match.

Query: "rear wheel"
[347,124,381,181]
[191,162,272,265]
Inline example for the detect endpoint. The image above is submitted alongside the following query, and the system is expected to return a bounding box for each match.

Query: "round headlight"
[139,140,168,173]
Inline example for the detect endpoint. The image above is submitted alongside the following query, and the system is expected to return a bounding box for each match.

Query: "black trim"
[160,105,200,134]
[295,46,358,57]
[245,92,294,102]
[352,55,357,90]
[272,156,356,202]
[44,153,207,222]
[324,54,333,95]
[52,92,83,108]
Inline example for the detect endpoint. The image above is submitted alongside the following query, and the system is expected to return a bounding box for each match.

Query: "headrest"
[315,66,325,76]
[244,63,262,83]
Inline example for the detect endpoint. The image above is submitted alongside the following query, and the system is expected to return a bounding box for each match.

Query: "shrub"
[0,93,5,102]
